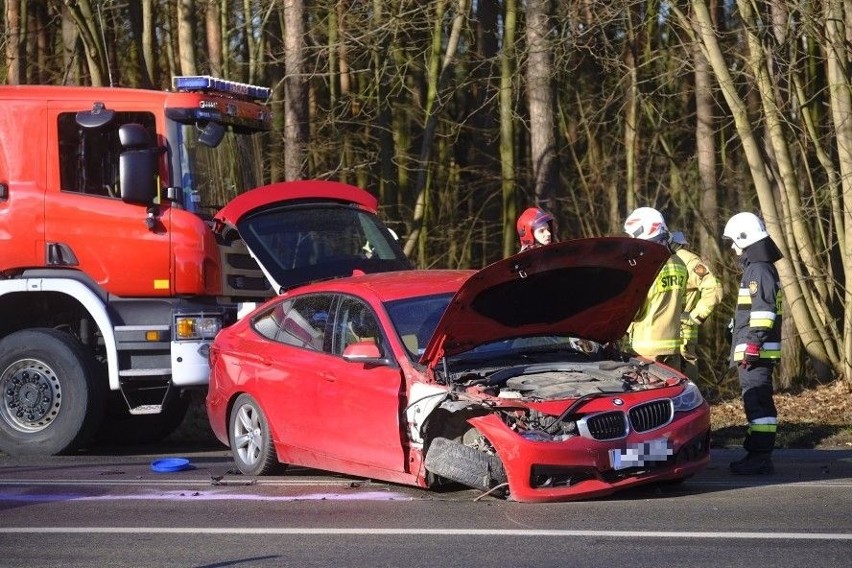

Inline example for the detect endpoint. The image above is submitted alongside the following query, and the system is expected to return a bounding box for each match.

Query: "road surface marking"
[0,527,849,540]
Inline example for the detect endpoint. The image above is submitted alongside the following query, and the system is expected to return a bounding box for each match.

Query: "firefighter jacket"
[674,246,723,345]
[628,253,687,358]
[730,237,783,364]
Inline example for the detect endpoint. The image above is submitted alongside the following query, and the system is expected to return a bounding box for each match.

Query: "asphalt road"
[0,447,850,567]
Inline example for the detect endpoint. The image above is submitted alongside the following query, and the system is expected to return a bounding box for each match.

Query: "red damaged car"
[206,236,710,503]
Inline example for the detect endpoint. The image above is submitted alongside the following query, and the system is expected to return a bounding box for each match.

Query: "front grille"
[629,399,673,432]
[580,411,627,440]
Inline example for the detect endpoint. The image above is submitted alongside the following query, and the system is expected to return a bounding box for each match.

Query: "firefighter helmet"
[517,207,555,249]
[624,207,669,243]
[723,212,768,249]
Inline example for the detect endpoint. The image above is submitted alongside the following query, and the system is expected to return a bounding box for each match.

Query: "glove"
[741,343,760,368]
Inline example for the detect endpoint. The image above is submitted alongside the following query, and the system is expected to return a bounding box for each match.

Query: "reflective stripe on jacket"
[628,254,687,357]
[731,249,782,363]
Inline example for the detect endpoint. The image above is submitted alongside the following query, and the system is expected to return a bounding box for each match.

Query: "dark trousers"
[739,361,777,453]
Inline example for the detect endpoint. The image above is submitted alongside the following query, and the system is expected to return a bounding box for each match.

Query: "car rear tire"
[0,328,104,456]
[228,394,283,476]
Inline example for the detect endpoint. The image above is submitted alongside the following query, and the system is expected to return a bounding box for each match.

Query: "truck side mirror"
[198,121,225,147]
[118,123,159,205]
[76,102,115,129]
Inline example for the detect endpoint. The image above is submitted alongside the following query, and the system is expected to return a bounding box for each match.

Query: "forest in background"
[3,0,852,393]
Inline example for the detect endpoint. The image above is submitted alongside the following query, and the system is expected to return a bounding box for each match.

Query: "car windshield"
[384,293,454,360]
[171,122,266,215]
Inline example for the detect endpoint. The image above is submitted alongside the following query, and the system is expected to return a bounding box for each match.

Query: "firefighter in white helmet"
[723,212,783,475]
[623,207,687,370]
[670,231,723,381]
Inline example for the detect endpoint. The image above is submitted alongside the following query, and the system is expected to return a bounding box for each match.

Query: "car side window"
[332,296,382,357]
[251,295,332,351]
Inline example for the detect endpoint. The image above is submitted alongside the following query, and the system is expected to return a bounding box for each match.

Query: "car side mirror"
[342,340,392,366]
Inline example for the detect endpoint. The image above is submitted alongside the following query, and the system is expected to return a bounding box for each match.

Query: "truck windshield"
[173,122,266,215]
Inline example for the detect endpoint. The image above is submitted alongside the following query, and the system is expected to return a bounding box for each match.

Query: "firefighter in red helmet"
[516,207,556,252]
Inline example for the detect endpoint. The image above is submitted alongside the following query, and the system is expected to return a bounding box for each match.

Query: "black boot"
[729,452,774,475]
[729,428,775,475]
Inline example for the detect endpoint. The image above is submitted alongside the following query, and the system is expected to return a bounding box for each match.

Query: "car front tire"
[228,394,283,476]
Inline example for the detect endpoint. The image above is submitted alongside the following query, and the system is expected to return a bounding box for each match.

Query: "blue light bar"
[172,75,271,101]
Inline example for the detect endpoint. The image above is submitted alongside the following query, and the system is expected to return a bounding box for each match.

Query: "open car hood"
[213,180,411,294]
[420,237,670,365]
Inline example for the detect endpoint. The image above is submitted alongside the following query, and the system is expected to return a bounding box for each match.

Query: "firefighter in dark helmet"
[723,212,783,475]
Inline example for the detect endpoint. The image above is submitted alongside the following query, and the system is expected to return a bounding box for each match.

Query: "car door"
[245,293,335,462]
[314,294,408,475]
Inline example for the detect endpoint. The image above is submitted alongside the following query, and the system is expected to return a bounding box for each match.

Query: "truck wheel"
[0,328,104,456]
[95,390,191,446]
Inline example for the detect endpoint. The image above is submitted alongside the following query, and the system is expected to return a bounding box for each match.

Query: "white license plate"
[609,438,673,470]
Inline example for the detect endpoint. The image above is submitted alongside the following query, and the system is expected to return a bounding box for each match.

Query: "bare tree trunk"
[219,0,230,78]
[525,0,558,207]
[824,0,852,382]
[61,0,109,85]
[4,0,25,85]
[283,0,309,181]
[676,0,834,377]
[267,6,286,184]
[331,0,353,183]
[623,5,640,212]
[692,2,719,261]
[500,0,518,257]
[141,0,157,86]
[205,0,223,77]
[59,5,82,85]
[403,0,470,260]
[176,0,197,75]
[30,3,49,84]
[372,0,398,218]
[465,0,501,265]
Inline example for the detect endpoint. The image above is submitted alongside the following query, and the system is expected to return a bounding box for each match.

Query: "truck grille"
[628,399,673,432]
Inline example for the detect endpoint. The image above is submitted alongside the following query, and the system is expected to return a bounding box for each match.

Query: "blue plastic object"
[150,457,192,473]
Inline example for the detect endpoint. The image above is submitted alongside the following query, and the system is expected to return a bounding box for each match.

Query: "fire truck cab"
[0,77,409,455]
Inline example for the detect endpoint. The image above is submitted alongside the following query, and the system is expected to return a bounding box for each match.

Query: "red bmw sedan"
[207,237,710,502]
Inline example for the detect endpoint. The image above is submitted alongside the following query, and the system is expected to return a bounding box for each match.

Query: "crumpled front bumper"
[468,402,711,503]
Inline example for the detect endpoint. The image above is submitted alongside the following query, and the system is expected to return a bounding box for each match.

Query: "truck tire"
[95,390,191,446]
[0,328,105,456]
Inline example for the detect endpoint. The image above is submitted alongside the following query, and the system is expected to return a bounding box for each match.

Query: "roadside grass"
[709,380,852,449]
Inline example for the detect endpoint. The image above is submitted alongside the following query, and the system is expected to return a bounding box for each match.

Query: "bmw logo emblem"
[612,398,624,406]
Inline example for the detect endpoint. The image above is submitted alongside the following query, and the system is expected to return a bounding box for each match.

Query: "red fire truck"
[0,77,410,455]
